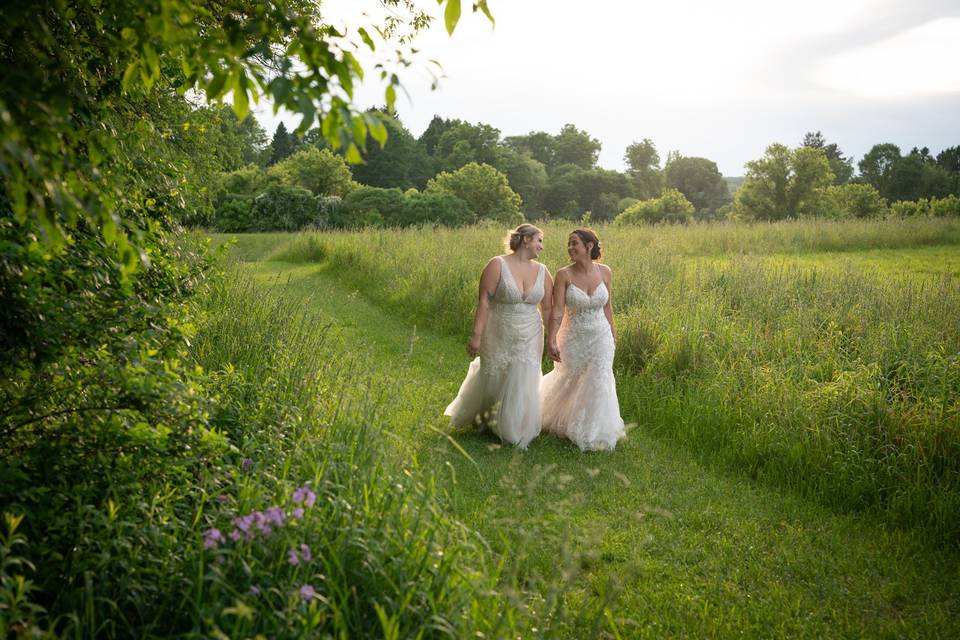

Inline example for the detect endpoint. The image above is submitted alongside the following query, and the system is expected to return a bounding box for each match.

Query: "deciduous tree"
[426,162,522,224]
[733,144,833,220]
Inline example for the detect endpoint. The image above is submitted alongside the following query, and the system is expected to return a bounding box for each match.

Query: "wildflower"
[299,543,312,562]
[299,584,316,601]
[291,507,305,520]
[288,548,300,565]
[293,485,317,507]
[233,514,254,533]
[229,529,242,542]
[242,458,253,470]
[265,507,285,527]
[203,528,225,549]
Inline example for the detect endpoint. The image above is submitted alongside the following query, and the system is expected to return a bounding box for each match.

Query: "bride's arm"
[467,258,500,357]
[601,265,616,343]
[546,270,566,362]
[540,268,554,325]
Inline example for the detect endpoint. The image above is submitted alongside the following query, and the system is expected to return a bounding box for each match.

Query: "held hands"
[548,340,562,363]
[466,334,481,357]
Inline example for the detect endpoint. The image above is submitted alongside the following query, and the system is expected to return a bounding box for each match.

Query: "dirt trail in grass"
[244,259,959,639]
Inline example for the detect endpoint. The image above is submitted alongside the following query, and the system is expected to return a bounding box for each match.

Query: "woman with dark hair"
[444,224,554,449]
[541,228,625,451]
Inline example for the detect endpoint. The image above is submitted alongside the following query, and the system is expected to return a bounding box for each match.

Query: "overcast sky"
[252,0,960,176]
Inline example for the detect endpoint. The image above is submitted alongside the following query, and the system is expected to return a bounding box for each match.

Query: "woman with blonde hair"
[541,228,625,451]
[444,224,553,449]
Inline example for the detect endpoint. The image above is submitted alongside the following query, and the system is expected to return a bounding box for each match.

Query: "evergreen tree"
[268,121,297,165]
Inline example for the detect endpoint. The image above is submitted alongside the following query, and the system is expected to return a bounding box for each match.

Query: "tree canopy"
[733,144,834,220]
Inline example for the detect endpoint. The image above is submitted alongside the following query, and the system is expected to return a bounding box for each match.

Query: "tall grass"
[185,268,608,638]
[269,218,960,544]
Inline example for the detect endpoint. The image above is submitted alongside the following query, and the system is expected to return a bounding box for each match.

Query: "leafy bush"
[617,197,639,212]
[400,191,472,226]
[213,193,255,231]
[267,146,356,197]
[822,183,889,218]
[218,164,273,198]
[426,162,523,225]
[889,199,930,218]
[333,186,405,228]
[615,188,695,225]
[250,184,323,231]
[0,224,220,634]
[930,194,960,217]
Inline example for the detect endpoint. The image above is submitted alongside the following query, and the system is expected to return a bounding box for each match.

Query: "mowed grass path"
[234,248,959,638]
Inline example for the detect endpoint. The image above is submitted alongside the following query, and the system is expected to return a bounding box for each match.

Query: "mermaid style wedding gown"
[444,257,545,449]
[540,281,625,451]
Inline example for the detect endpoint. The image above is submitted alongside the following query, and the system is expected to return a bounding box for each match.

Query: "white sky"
[252,0,960,176]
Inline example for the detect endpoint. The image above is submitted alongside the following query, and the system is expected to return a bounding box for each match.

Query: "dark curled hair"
[571,227,601,260]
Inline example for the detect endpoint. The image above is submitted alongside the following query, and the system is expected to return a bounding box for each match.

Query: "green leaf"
[444,0,461,35]
[352,115,366,150]
[232,85,249,120]
[345,142,363,164]
[367,114,388,148]
[142,43,159,78]
[474,1,495,26]
[122,61,140,92]
[357,27,375,51]
[385,84,396,112]
[343,51,364,81]
[206,72,227,100]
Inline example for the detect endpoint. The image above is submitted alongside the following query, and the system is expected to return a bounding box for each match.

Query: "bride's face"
[524,233,544,257]
[567,234,591,261]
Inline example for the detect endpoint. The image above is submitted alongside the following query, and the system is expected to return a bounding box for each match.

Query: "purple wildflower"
[242,458,253,470]
[299,584,316,601]
[291,507,305,520]
[265,507,285,527]
[299,543,312,562]
[229,529,242,542]
[288,548,300,566]
[203,528,225,549]
[293,485,317,507]
[233,514,254,533]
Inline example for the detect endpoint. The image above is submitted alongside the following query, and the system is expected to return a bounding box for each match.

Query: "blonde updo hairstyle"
[503,223,543,253]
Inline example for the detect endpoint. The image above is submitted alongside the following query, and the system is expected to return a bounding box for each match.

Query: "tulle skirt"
[445,356,542,449]
[540,319,625,451]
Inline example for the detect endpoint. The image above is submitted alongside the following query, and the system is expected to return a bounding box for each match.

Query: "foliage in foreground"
[0,258,613,637]
[275,219,960,545]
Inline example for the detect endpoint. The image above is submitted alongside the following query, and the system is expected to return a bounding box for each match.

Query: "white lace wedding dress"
[540,281,625,451]
[444,257,545,449]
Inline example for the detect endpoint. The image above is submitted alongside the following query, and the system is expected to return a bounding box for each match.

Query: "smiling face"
[567,233,592,261]
[524,232,544,257]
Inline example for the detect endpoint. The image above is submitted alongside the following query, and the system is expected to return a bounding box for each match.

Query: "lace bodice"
[565,282,608,324]
[493,256,546,309]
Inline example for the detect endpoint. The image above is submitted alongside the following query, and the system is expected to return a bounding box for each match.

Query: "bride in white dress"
[541,228,625,451]
[445,224,553,449]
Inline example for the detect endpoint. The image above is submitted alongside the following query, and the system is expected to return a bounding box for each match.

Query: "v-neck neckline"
[500,256,538,301]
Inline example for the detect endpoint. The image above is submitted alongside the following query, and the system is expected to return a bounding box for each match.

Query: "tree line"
[212,112,960,231]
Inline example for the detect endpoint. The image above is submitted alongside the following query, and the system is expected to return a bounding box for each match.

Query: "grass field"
[208,218,960,637]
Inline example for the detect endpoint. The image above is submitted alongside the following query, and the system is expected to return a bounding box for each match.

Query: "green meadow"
[207,217,960,637]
